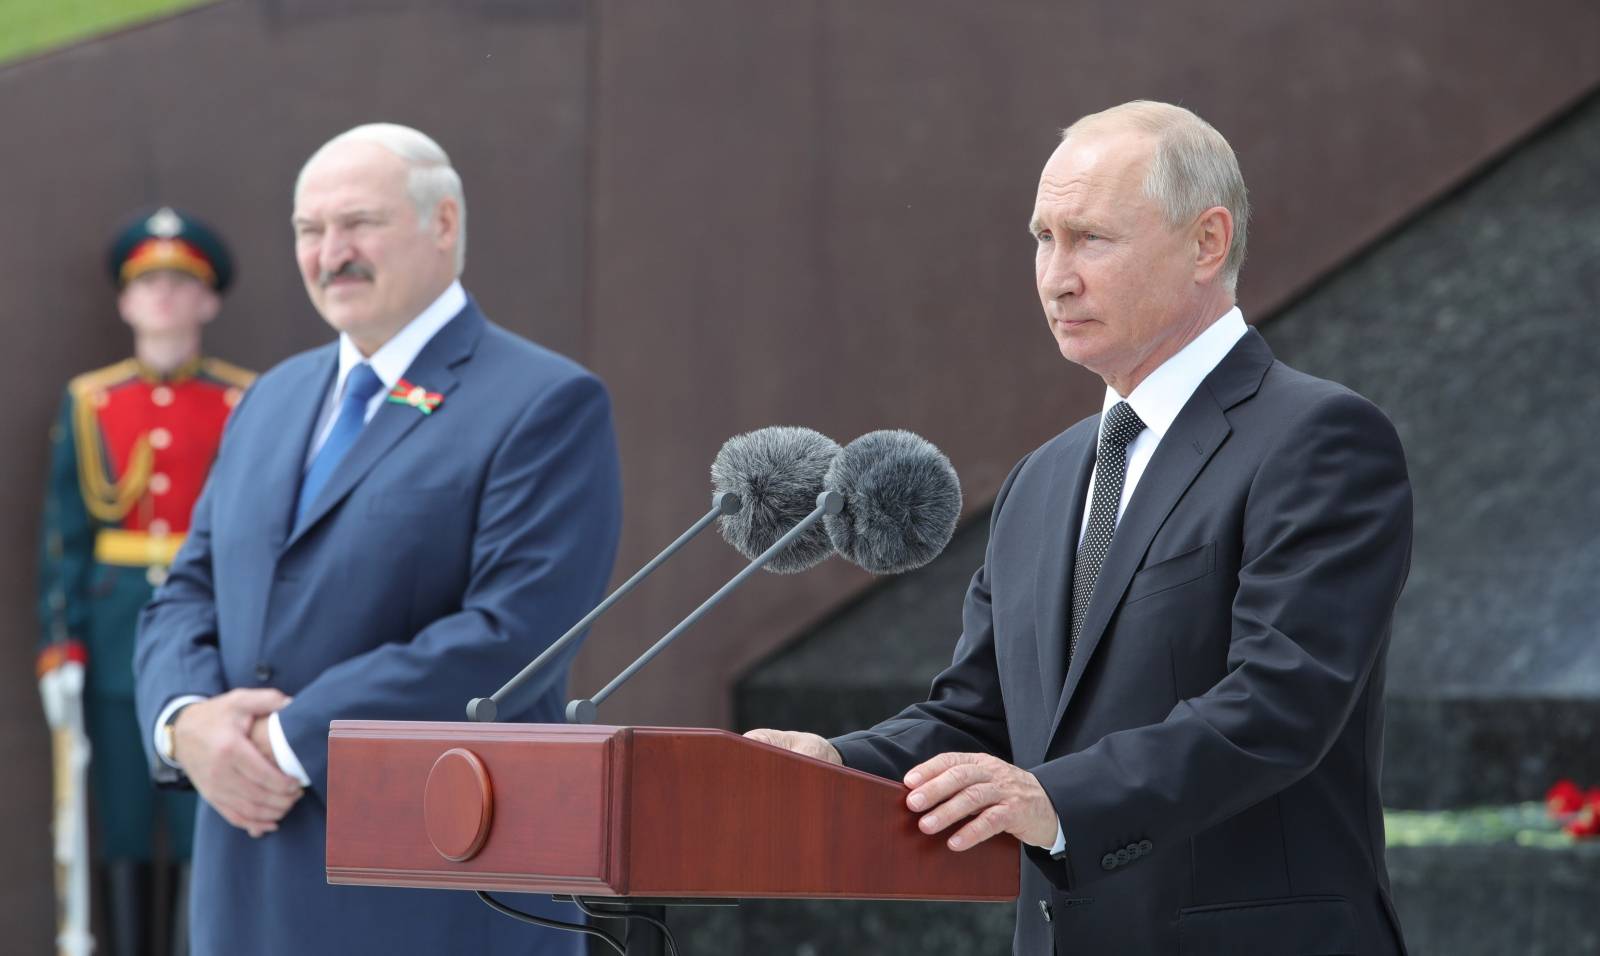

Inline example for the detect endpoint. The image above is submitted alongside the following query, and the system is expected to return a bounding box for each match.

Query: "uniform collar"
[132,355,204,385]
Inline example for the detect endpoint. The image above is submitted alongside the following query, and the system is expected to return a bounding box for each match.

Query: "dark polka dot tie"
[1069,401,1147,663]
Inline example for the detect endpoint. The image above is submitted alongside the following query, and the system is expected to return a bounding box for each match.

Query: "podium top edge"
[325,722,904,791]
[327,721,741,740]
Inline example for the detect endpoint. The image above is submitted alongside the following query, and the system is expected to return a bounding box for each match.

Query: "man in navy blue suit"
[134,123,623,954]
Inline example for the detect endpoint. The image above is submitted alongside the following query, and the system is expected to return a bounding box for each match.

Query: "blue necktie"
[296,363,384,526]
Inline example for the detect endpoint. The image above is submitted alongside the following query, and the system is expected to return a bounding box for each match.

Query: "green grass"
[1384,803,1581,850]
[0,0,215,67]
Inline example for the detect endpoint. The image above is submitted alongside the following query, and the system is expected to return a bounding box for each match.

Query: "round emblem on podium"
[423,748,494,862]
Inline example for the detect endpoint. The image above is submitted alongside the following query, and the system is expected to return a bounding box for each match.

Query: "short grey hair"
[296,123,467,276]
[1063,101,1249,294]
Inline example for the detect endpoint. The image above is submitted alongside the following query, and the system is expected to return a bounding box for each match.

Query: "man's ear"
[116,286,136,327]
[431,197,460,251]
[197,288,221,326]
[1192,205,1233,283]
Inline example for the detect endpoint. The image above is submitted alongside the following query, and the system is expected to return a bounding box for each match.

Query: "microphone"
[824,430,962,574]
[712,426,842,573]
[562,428,961,722]
[466,426,839,723]
[565,426,846,722]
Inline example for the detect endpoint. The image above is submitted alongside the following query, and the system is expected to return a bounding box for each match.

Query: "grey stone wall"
[1263,92,1600,809]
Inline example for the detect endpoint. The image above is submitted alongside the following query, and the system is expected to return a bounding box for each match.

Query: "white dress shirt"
[1079,306,1249,539]
[303,280,467,465]
[154,281,469,786]
[1049,306,1248,855]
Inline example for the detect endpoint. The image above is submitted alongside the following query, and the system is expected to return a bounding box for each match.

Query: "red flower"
[1564,806,1600,839]
[1547,779,1585,816]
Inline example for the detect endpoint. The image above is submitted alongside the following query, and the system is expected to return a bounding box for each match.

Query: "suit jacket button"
[1138,840,1153,855]
[255,663,274,682]
[1101,853,1117,871]
[1038,899,1052,923]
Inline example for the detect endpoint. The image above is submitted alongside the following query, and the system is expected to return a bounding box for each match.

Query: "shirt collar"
[1099,306,1249,442]
[333,280,467,399]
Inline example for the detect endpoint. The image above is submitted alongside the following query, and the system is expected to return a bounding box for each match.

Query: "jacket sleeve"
[275,372,624,797]
[1028,391,1412,890]
[829,453,1031,780]
[133,388,252,782]
[37,392,94,658]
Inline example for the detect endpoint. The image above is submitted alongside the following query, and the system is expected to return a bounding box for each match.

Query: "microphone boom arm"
[467,492,743,722]
[566,490,844,724]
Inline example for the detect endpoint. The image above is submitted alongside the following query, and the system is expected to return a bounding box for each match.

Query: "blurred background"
[1,1,1596,952]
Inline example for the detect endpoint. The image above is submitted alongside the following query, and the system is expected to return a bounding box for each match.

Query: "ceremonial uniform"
[41,355,254,849]
[37,207,249,956]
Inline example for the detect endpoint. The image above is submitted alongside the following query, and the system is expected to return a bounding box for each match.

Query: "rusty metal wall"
[1,0,1597,947]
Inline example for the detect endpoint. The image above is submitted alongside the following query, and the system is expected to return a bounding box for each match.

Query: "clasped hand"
[744,730,1059,850]
[172,688,304,838]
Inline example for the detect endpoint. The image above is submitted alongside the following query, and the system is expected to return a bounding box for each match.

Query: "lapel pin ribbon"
[387,379,443,415]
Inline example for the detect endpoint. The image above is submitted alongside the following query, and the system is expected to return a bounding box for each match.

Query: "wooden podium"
[325,721,1018,901]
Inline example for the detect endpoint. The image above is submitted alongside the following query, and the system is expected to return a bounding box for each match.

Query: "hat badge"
[146,207,183,238]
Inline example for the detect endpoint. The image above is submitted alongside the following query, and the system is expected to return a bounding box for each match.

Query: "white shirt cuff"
[1050,821,1066,857]
[268,711,312,787]
[153,695,208,767]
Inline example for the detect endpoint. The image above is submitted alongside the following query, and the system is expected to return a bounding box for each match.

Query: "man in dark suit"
[133,124,623,955]
[749,101,1412,954]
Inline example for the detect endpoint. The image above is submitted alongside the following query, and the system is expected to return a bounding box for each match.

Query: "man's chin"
[126,316,207,335]
[1054,332,1097,367]
[317,304,371,333]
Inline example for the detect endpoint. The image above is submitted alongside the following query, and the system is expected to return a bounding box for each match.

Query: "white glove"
[39,660,86,730]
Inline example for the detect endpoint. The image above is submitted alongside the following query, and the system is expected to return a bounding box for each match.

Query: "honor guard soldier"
[37,207,254,956]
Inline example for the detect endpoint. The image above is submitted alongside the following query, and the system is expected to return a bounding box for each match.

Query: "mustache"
[319,261,375,288]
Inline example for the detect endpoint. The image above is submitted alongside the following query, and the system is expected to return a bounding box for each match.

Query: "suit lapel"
[1046,329,1274,742]
[263,348,338,551]
[284,302,484,550]
[1035,426,1096,712]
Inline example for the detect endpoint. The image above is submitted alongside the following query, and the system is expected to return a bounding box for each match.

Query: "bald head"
[291,124,465,355]
[296,123,467,276]
[1031,101,1242,395]
[1061,101,1248,294]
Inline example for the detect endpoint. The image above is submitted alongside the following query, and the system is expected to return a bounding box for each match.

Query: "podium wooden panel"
[326,721,1018,901]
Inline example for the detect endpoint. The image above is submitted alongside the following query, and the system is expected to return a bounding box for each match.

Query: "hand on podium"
[743,728,841,765]
[746,732,1056,851]
[903,753,1059,851]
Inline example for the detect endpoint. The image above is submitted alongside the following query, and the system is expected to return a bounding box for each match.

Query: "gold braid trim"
[68,362,152,523]
[200,356,257,389]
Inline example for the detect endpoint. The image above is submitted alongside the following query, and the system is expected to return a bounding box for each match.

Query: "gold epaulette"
[67,359,140,399]
[200,357,257,390]
[67,360,151,524]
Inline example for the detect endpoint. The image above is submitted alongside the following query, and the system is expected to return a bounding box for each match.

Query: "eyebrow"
[291,208,386,228]
[1028,214,1110,237]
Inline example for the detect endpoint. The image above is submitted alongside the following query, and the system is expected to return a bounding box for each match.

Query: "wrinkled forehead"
[1033,129,1155,212]
[294,142,409,213]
